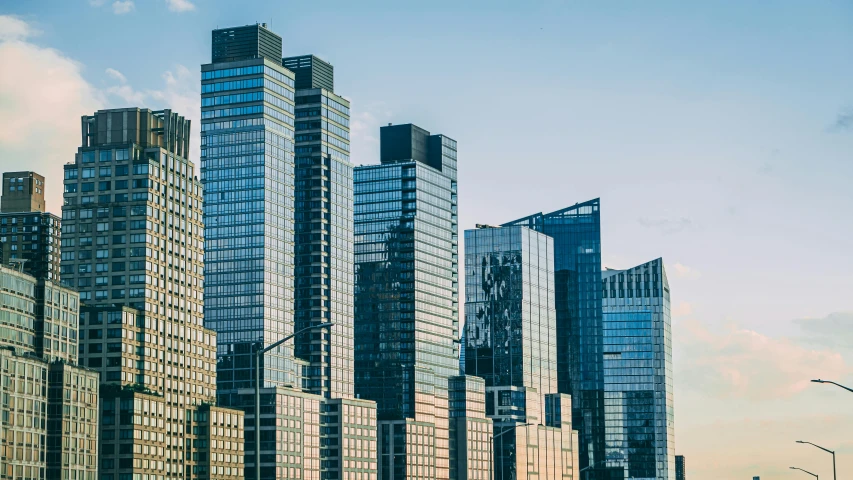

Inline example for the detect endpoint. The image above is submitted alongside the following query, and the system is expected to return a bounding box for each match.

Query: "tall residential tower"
[283,52,354,400]
[202,24,376,480]
[62,107,244,480]
[602,259,674,480]
[354,123,458,480]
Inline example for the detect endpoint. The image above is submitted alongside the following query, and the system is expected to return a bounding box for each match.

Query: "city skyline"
[1,2,853,480]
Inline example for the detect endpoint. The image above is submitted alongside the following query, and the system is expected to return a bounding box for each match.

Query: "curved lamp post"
[797,441,836,480]
[811,379,853,393]
[254,322,334,480]
[492,423,533,480]
[790,466,819,480]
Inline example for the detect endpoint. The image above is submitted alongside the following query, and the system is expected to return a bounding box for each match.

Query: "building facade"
[61,107,244,480]
[284,52,355,400]
[2,171,46,213]
[203,24,377,480]
[502,199,608,479]
[0,171,61,282]
[675,455,685,480]
[462,225,579,480]
[0,265,99,480]
[354,123,458,480]
[601,259,673,480]
[448,375,493,480]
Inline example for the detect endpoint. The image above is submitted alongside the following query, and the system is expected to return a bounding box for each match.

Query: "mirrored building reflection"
[502,199,608,479]
[354,123,458,480]
[462,225,579,480]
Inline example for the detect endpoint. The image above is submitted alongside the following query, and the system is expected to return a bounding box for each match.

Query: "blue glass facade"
[200,57,298,391]
[602,259,673,480]
[292,83,354,400]
[353,124,458,480]
[502,199,610,478]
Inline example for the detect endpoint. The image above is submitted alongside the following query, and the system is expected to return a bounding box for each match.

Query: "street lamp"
[579,460,607,480]
[797,441,836,480]
[790,466,819,480]
[811,379,853,393]
[492,422,533,480]
[253,322,334,480]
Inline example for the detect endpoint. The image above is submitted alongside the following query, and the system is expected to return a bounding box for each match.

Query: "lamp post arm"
[259,322,334,354]
[812,379,853,393]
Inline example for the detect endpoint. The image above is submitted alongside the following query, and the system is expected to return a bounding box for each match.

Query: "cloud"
[166,0,196,12]
[671,262,700,279]
[103,64,201,163]
[795,311,853,351]
[0,15,35,41]
[350,102,393,166]
[0,15,104,213]
[677,319,847,400]
[112,1,135,14]
[637,216,692,234]
[105,67,127,83]
[832,107,853,131]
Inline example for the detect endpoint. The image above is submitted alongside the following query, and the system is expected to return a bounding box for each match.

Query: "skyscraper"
[462,224,579,480]
[354,123,458,480]
[283,52,354,400]
[602,259,673,480]
[502,199,608,478]
[203,24,376,480]
[675,455,685,480]
[0,171,61,281]
[0,264,99,480]
[62,107,244,480]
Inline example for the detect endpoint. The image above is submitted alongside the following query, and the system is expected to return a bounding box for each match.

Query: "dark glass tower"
[212,23,283,64]
[283,55,334,92]
[502,199,610,478]
[285,53,354,399]
[463,224,579,480]
[602,259,673,480]
[675,455,685,480]
[354,123,458,480]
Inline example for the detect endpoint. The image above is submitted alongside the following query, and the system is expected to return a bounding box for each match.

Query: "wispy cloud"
[637,216,693,234]
[112,1,135,14]
[671,262,700,279]
[350,101,393,166]
[105,67,127,83]
[0,15,35,41]
[102,64,201,161]
[795,311,853,351]
[166,0,196,12]
[677,319,847,400]
[831,107,853,131]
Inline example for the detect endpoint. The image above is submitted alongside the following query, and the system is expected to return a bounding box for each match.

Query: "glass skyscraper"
[601,259,673,480]
[203,24,377,480]
[202,24,300,393]
[502,199,608,478]
[462,225,578,480]
[353,123,458,480]
[284,53,354,400]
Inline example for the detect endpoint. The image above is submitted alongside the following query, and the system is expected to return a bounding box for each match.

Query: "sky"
[1,1,852,478]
